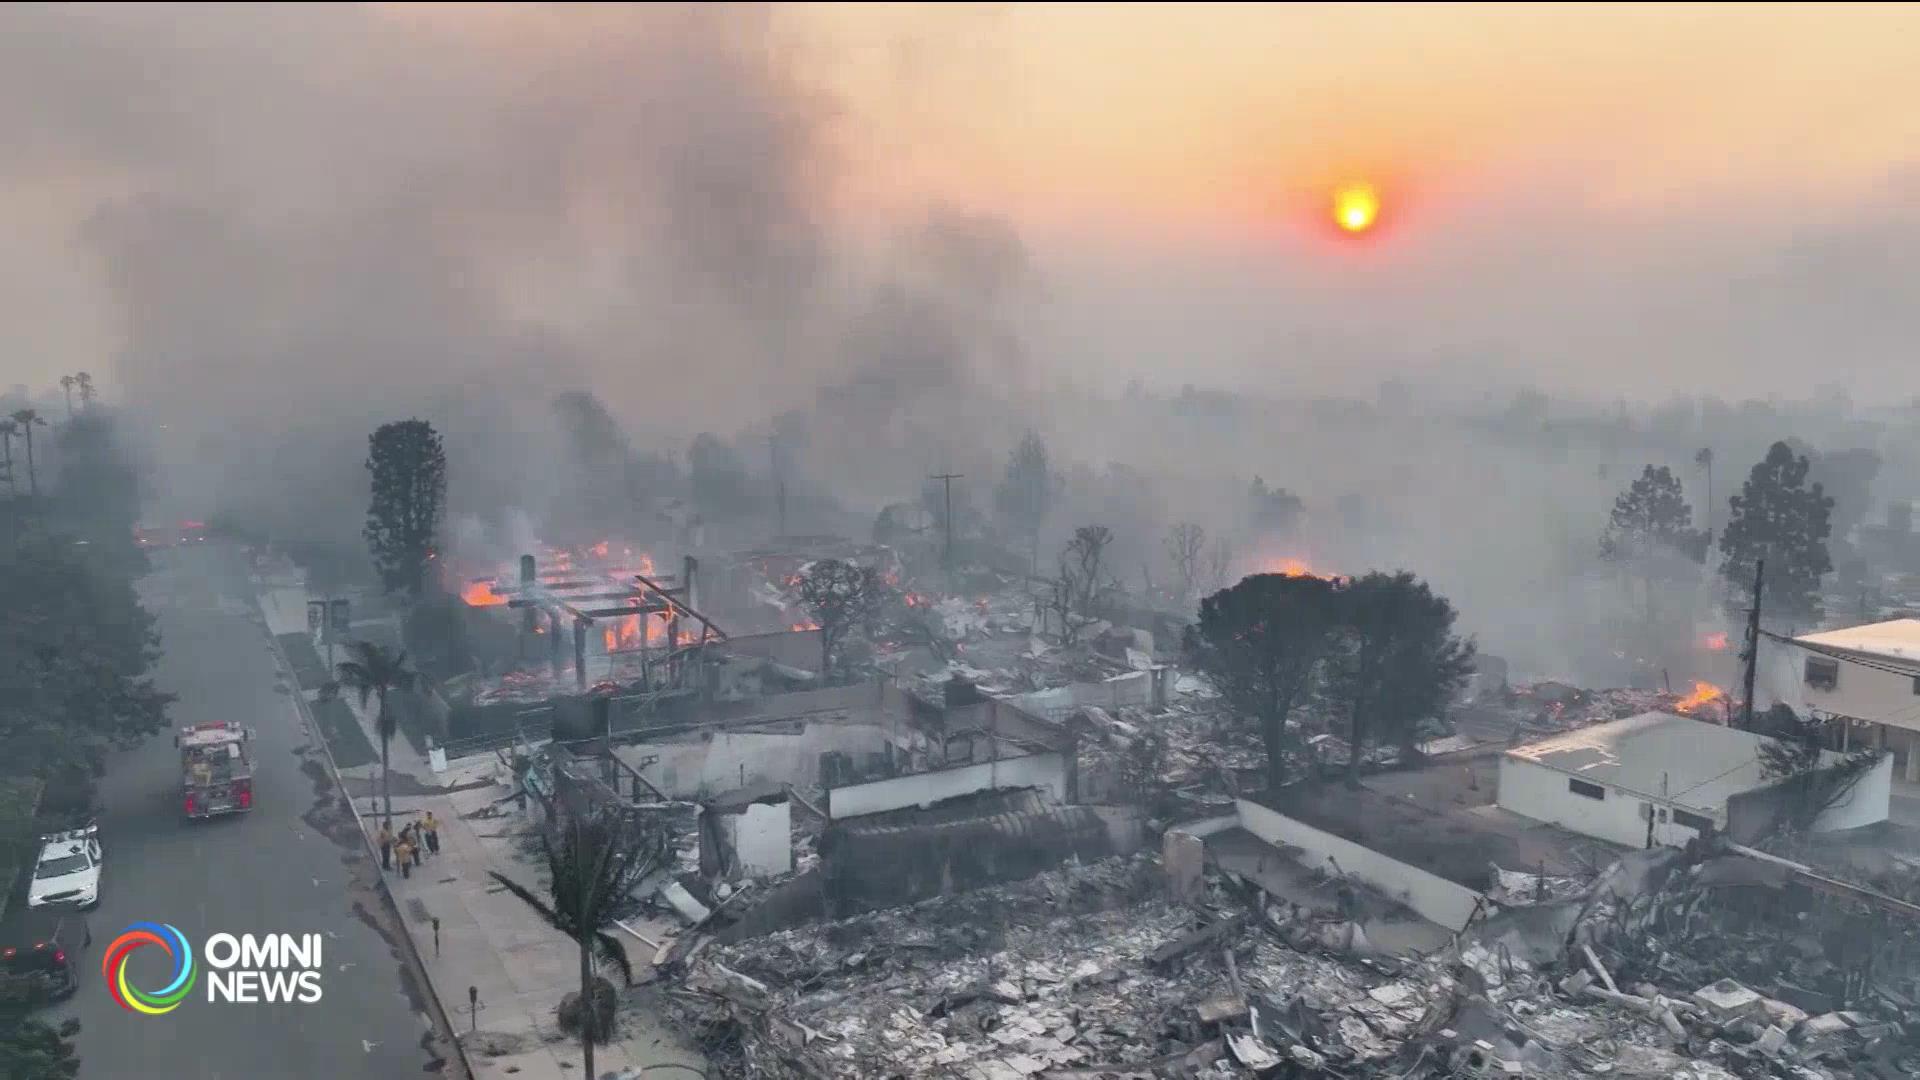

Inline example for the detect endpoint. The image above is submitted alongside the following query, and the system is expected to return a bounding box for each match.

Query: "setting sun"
[1332,182,1380,233]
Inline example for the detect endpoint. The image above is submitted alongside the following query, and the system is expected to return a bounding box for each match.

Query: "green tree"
[47,412,147,577]
[1719,442,1834,624]
[0,523,173,780]
[1327,571,1476,786]
[364,419,446,597]
[490,807,671,1080]
[1186,572,1343,792]
[994,431,1056,571]
[1598,465,1709,635]
[318,641,422,828]
[794,559,885,680]
[0,1016,80,1079]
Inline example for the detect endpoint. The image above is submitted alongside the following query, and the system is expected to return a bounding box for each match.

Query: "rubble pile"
[667,826,1920,1078]
[670,855,1439,1078]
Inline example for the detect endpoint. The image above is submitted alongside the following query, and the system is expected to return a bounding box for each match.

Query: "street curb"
[253,576,474,1080]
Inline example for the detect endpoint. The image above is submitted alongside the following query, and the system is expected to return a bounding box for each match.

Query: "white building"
[1497,711,1890,849]
[1791,618,1920,782]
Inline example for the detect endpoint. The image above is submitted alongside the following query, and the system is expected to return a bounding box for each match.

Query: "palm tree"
[74,372,93,411]
[0,419,15,496]
[317,640,422,827]
[8,410,46,496]
[58,376,75,420]
[490,808,669,1079]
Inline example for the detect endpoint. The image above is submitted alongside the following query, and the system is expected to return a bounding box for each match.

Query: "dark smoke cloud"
[0,4,1033,545]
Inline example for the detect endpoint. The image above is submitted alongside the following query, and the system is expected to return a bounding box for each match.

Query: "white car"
[27,826,102,910]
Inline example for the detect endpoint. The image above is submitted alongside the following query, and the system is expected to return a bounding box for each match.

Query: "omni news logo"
[103,923,196,1015]
[104,923,324,1013]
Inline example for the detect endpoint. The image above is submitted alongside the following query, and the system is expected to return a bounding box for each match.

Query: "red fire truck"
[175,721,255,818]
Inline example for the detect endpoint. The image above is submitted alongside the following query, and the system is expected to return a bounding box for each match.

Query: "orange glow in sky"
[1332,183,1381,233]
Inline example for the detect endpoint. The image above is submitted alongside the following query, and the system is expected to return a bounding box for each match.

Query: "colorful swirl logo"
[103,922,197,1015]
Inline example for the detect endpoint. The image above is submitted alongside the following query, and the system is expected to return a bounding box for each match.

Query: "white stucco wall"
[719,800,793,878]
[1812,751,1894,832]
[1798,655,1920,733]
[1497,755,1665,848]
[826,752,1067,820]
[617,722,906,798]
[1498,755,1740,849]
[1232,799,1483,932]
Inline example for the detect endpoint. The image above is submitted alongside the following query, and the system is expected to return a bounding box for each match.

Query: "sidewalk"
[269,567,706,1079]
[365,759,707,1079]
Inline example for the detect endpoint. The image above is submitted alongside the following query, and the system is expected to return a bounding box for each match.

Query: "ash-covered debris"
[665,825,1920,1079]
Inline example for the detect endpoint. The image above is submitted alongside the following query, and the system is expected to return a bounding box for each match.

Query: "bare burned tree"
[1200,536,1234,597]
[1165,521,1206,608]
[795,559,885,680]
[1047,525,1116,643]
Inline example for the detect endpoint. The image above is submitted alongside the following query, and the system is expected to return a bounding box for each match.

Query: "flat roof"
[1504,711,1776,812]
[1795,619,1920,664]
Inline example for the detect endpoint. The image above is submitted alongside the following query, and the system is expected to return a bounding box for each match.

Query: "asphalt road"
[46,544,453,1078]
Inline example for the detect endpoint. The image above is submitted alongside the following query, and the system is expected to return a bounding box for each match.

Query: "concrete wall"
[718,800,793,879]
[617,721,907,799]
[1007,671,1152,716]
[711,869,826,945]
[1817,751,1895,831]
[826,752,1067,820]
[722,629,825,673]
[1233,798,1484,932]
[1726,751,1894,840]
[942,699,1070,755]
[1497,755,1719,849]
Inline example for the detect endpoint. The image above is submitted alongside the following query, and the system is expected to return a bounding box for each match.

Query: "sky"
[6,3,1915,683]
[6,3,1920,413]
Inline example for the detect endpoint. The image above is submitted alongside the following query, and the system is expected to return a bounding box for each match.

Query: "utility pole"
[769,434,787,540]
[1697,447,1714,548]
[1740,558,1764,730]
[930,473,963,571]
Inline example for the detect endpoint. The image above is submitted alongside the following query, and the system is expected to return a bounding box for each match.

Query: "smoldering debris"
[663,827,1920,1080]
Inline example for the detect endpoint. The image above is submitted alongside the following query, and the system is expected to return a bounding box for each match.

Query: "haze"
[5,2,1920,681]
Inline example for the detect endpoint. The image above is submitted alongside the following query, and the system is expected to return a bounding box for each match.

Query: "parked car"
[27,823,102,910]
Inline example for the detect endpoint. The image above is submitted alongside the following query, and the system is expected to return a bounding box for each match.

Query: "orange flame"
[1264,558,1318,578]
[587,540,610,559]
[1702,632,1729,652]
[791,620,821,632]
[1673,680,1727,715]
[462,580,509,607]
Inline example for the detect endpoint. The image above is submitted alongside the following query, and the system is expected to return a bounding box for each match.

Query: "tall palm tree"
[58,376,75,420]
[74,372,93,411]
[9,410,46,496]
[317,640,422,827]
[0,419,15,496]
[490,808,669,1079]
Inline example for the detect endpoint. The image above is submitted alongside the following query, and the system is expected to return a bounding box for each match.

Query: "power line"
[1761,629,1920,679]
[929,473,963,571]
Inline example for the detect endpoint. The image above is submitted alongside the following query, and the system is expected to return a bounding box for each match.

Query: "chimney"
[519,555,537,634]
[683,555,700,612]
